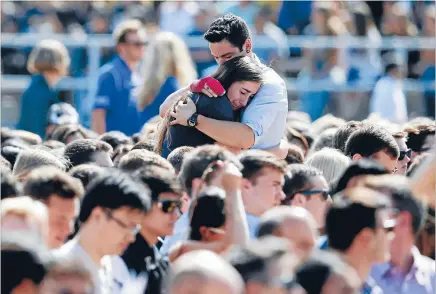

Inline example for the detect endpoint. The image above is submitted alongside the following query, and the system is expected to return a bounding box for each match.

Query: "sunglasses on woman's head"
[398,149,411,160]
[297,190,330,201]
[159,199,182,214]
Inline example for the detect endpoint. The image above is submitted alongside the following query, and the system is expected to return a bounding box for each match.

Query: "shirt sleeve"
[94,72,116,111]
[242,78,287,145]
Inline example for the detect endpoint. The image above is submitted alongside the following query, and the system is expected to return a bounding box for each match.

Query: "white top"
[370,75,408,124]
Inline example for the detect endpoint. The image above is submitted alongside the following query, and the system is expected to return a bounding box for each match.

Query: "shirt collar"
[381,246,427,283]
[114,55,132,75]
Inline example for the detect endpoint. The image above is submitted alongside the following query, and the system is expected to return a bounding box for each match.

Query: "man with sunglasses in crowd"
[325,187,397,294]
[92,19,147,136]
[54,170,151,294]
[105,165,183,294]
[392,131,412,175]
[282,164,331,231]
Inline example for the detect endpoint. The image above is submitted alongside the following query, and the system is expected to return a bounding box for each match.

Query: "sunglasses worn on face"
[124,41,147,46]
[399,149,411,160]
[159,199,182,214]
[297,190,330,201]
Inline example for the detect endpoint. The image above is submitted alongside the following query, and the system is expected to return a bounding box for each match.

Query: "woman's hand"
[169,98,197,126]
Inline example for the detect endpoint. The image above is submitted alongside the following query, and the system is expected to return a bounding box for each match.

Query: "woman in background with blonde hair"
[17,39,71,138]
[137,31,198,123]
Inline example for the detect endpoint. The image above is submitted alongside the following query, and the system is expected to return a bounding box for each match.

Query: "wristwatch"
[187,113,199,128]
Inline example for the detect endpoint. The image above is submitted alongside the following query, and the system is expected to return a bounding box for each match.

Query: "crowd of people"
[1,3,436,294]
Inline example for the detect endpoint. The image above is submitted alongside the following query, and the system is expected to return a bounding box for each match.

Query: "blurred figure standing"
[17,39,70,138]
[137,31,197,123]
[92,19,146,136]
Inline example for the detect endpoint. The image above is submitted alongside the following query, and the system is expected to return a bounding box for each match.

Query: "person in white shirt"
[370,57,408,124]
[54,170,151,293]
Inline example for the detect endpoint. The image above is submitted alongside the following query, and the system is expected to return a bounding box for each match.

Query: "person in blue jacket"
[17,39,71,138]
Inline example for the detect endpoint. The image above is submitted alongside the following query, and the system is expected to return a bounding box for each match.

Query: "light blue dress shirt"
[370,246,435,294]
[242,56,288,150]
[246,213,261,239]
[160,213,189,255]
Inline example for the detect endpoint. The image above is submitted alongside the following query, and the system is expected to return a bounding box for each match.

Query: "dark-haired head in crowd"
[345,125,399,173]
[106,165,182,294]
[257,206,318,261]
[13,148,66,181]
[68,164,105,189]
[238,150,287,238]
[358,175,433,293]
[160,145,240,255]
[403,122,435,162]
[325,187,396,292]
[111,144,132,166]
[284,144,305,165]
[392,131,412,175]
[49,124,88,144]
[333,121,363,153]
[54,170,151,290]
[228,236,298,294]
[167,146,194,175]
[98,131,132,150]
[131,140,156,152]
[295,250,360,294]
[331,158,388,195]
[1,238,47,294]
[282,164,330,229]
[1,167,20,199]
[23,166,84,249]
[64,139,113,169]
[118,149,175,173]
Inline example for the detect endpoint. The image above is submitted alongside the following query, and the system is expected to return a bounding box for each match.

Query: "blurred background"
[1,0,435,128]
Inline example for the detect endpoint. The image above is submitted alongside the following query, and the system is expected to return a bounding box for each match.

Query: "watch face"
[188,119,195,127]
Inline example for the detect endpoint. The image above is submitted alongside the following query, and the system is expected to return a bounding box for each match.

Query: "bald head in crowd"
[257,206,318,261]
[167,250,244,294]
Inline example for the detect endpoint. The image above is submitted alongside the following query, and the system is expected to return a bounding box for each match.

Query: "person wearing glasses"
[392,131,411,175]
[282,164,331,231]
[54,170,151,294]
[345,124,400,174]
[92,19,147,136]
[403,122,435,163]
[105,166,183,294]
[325,187,396,294]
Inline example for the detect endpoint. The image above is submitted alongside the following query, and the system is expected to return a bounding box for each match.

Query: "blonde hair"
[137,31,197,110]
[1,196,48,243]
[306,147,351,184]
[27,39,70,75]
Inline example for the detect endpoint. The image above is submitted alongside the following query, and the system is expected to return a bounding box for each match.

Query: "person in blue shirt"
[136,31,197,124]
[92,19,146,136]
[17,39,71,138]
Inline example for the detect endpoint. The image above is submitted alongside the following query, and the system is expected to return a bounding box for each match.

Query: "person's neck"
[42,72,62,88]
[343,249,373,285]
[140,228,159,247]
[76,227,105,266]
[118,54,138,71]
[391,243,414,274]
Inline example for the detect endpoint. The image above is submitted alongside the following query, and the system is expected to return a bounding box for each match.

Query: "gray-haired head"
[306,147,351,184]
[13,148,66,180]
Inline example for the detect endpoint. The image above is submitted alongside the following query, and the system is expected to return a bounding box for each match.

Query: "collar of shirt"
[114,55,132,77]
[32,74,53,90]
[246,212,260,238]
[380,246,429,285]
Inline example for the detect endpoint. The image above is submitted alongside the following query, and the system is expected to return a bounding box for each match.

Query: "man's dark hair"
[403,123,435,152]
[238,150,287,183]
[1,240,47,293]
[133,165,182,202]
[326,191,381,252]
[43,140,66,150]
[23,166,84,201]
[167,146,194,174]
[310,128,337,153]
[282,164,324,204]
[189,187,226,241]
[98,131,132,150]
[64,139,113,169]
[69,164,105,189]
[331,159,388,195]
[345,125,399,159]
[131,140,156,152]
[204,14,251,50]
[112,144,133,164]
[119,149,174,173]
[78,170,152,223]
[49,124,88,144]
[285,144,305,165]
[227,237,289,284]
[1,168,19,200]
[333,121,363,153]
[179,145,241,197]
